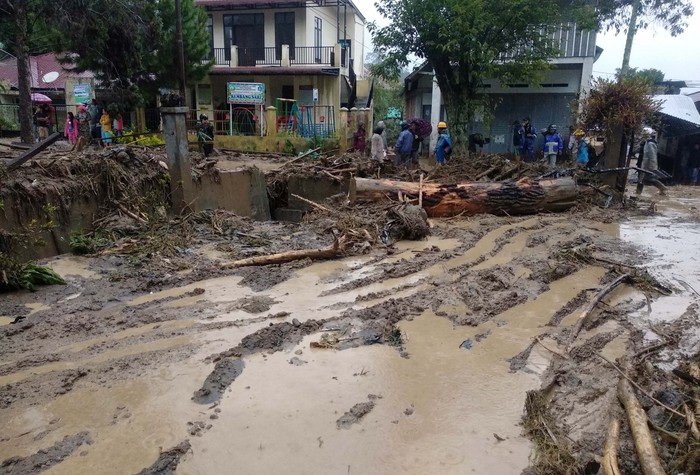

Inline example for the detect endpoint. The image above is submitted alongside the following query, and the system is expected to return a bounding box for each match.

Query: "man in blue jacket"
[520,117,537,162]
[542,124,563,167]
[435,121,452,165]
[395,120,413,166]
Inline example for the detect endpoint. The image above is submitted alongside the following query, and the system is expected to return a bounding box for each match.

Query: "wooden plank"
[6,133,61,171]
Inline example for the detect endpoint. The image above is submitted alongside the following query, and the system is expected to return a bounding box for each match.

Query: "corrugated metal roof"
[655,94,700,126]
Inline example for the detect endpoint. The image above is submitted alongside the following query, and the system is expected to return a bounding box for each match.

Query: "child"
[64,112,79,145]
[99,109,113,147]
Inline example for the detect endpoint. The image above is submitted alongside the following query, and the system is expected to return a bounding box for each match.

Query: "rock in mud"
[336,401,375,429]
[134,440,191,475]
[1,431,92,475]
[289,356,307,366]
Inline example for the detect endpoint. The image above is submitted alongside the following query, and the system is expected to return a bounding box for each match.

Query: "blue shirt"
[576,138,589,164]
[395,129,413,154]
[435,133,452,163]
[543,132,563,154]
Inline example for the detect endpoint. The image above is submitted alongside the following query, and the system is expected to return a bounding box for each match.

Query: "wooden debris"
[221,237,346,269]
[602,418,622,475]
[6,133,61,171]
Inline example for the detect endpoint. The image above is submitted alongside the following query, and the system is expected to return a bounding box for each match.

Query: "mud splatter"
[134,440,191,475]
[336,401,376,429]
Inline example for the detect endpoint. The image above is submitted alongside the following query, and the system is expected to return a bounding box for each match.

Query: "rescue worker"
[434,121,452,166]
[520,117,537,162]
[573,129,589,167]
[395,120,413,166]
[542,124,563,168]
[636,132,667,195]
[197,114,214,157]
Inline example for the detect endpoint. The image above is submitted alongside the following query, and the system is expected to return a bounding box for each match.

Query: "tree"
[369,0,562,142]
[615,67,665,86]
[572,0,694,74]
[0,0,212,143]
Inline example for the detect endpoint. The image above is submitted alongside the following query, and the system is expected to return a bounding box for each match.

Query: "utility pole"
[620,0,641,78]
[175,0,187,103]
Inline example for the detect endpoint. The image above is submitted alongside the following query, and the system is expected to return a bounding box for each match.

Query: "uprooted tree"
[369,0,562,144]
[576,77,661,190]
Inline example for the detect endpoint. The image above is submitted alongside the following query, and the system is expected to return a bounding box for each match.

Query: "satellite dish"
[42,71,59,84]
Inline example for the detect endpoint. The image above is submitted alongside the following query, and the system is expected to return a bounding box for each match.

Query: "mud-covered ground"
[1,183,700,474]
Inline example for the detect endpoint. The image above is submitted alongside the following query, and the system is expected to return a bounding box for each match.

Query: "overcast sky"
[355,0,700,82]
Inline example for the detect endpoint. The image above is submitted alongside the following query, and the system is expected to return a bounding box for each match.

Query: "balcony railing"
[291,46,335,66]
[207,44,346,68]
[238,47,280,67]
[206,48,230,66]
[499,23,596,60]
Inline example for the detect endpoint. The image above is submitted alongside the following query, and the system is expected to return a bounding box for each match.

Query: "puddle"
[0,316,14,326]
[45,256,100,279]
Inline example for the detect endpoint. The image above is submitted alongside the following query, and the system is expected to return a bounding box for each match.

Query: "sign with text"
[73,84,91,104]
[227,82,265,105]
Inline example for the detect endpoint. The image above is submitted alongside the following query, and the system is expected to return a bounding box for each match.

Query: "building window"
[224,13,264,64]
[314,17,322,63]
[275,12,295,60]
[207,15,214,60]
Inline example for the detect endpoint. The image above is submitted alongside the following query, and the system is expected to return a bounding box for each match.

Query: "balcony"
[206,44,346,69]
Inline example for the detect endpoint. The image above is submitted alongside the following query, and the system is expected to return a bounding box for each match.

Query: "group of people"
[368,120,453,167]
[678,142,700,186]
[512,118,590,167]
[63,99,123,149]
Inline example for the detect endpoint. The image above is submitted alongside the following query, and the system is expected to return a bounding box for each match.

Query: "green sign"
[227,82,265,105]
[73,83,91,104]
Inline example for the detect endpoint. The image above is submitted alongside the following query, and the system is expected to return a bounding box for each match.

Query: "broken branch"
[601,418,622,475]
[221,237,346,269]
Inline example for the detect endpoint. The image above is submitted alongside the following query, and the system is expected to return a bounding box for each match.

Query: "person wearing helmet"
[636,132,667,195]
[395,120,414,165]
[543,124,563,168]
[435,121,452,165]
[573,129,588,166]
[521,117,537,162]
[197,113,214,157]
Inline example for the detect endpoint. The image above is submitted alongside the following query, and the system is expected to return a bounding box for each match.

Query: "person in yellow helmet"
[573,129,588,166]
[435,121,452,165]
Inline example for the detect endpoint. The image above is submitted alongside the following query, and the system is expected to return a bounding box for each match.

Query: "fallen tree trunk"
[221,237,346,269]
[6,132,60,171]
[351,176,577,217]
[618,375,666,475]
[602,418,622,475]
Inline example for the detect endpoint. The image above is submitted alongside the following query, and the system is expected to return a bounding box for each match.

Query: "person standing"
[679,145,690,184]
[573,129,589,167]
[688,142,700,186]
[75,105,91,150]
[542,124,563,167]
[352,123,367,154]
[197,114,214,157]
[434,121,452,166]
[370,125,385,162]
[114,113,124,138]
[512,120,523,161]
[395,121,413,166]
[521,117,537,162]
[99,109,113,147]
[64,112,79,145]
[636,133,667,195]
[35,106,49,140]
[409,121,423,166]
[377,120,388,152]
[87,99,101,142]
[566,126,576,160]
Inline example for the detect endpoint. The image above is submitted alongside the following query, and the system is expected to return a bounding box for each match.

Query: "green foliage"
[370,0,562,141]
[575,77,662,134]
[69,229,111,255]
[0,253,66,292]
[372,82,403,123]
[616,67,665,86]
[282,139,296,154]
[0,0,212,104]
[573,0,695,36]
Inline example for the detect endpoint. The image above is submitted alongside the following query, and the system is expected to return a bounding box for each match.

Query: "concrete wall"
[214,134,308,153]
[191,166,271,220]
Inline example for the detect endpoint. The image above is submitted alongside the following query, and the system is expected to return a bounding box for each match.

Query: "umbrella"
[31,93,52,103]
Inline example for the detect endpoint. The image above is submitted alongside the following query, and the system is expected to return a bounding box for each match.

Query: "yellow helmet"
[574,128,585,137]
[437,121,448,129]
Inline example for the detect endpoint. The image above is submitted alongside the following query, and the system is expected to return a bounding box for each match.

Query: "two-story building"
[194,0,369,138]
[403,23,601,154]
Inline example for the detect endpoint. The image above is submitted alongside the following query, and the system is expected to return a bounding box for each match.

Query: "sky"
[354,0,700,82]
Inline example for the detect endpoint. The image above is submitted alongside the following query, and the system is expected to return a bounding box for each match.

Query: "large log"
[351,176,577,217]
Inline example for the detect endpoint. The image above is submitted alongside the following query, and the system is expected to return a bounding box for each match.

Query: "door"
[275,12,295,60]
[229,13,264,66]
